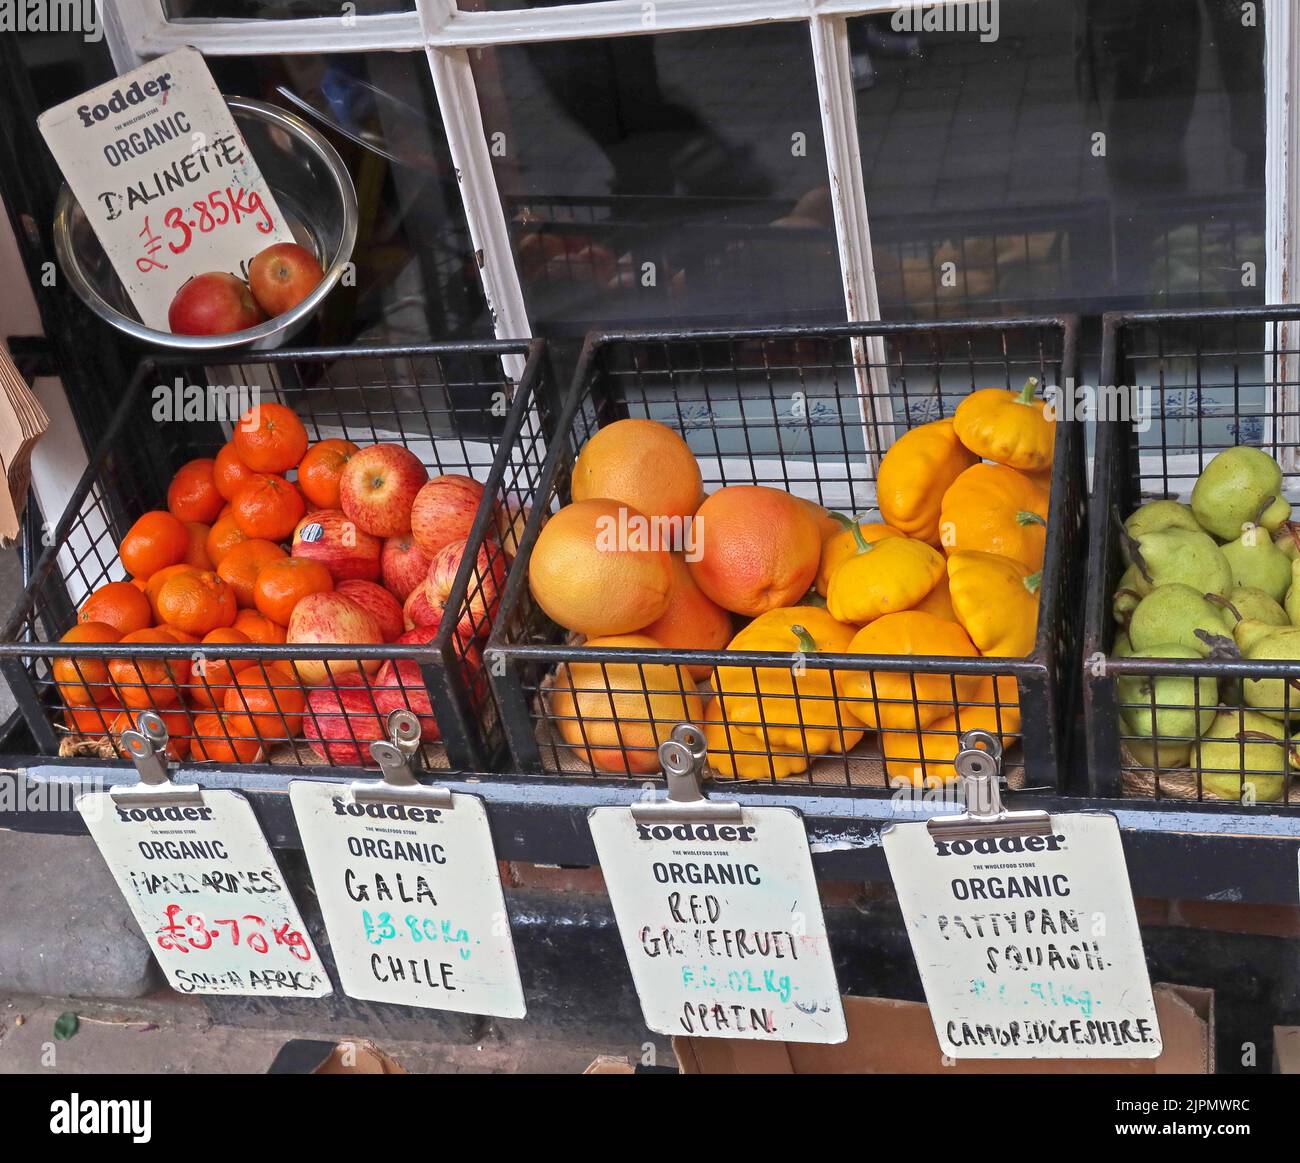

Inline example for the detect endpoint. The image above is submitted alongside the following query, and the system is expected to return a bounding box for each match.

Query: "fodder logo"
[932,833,1067,856]
[2,1,102,43]
[891,1,1000,44]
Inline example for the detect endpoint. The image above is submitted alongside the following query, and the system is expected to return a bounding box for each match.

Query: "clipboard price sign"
[37,46,295,330]
[78,788,330,998]
[884,751,1161,1060]
[289,780,526,1019]
[590,804,847,1044]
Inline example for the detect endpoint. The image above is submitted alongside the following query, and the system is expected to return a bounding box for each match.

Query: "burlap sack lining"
[1119,745,1300,802]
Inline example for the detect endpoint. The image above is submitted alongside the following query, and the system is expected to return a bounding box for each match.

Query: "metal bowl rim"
[52,95,359,353]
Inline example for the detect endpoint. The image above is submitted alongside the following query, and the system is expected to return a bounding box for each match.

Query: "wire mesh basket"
[487,317,1085,791]
[1085,306,1300,806]
[0,341,552,772]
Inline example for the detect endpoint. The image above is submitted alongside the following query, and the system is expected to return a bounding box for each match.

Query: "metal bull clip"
[112,710,204,806]
[354,709,453,807]
[926,728,1052,839]
[629,723,743,823]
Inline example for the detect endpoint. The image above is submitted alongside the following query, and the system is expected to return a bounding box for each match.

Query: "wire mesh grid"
[0,341,553,773]
[1085,306,1300,805]
[488,317,1085,791]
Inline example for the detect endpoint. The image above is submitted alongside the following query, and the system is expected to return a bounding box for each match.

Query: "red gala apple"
[303,674,385,766]
[403,584,442,632]
[291,509,382,582]
[336,579,404,643]
[373,625,443,742]
[424,536,507,642]
[339,444,430,538]
[410,474,484,557]
[381,533,433,601]
[286,591,384,684]
[168,272,265,336]
[247,242,324,318]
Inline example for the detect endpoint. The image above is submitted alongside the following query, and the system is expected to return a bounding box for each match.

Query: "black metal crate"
[488,317,1085,791]
[1085,306,1300,806]
[0,341,554,773]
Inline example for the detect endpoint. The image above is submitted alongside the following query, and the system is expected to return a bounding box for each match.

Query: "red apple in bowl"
[339,444,430,538]
[424,536,507,642]
[336,579,404,643]
[168,272,265,336]
[286,591,384,684]
[304,674,385,766]
[291,508,382,582]
[410,474,484,556]
[381,533,432,601]
[247,242,324,318]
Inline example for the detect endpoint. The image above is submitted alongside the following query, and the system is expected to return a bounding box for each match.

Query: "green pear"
[1122,501,1202,562]
[1113,629,1134,657]
[1229,585,1288,626]
[1222,524,1292,601]
[1192,709,1293,802]
[1285,558,1300,625]
[1274,525,1300,561]
[1128,583,1235,657]
[1126,527,1232,597]
[1191,445,1291,541]
[1242,625,1300,720]
[1112,563,1152,624]
[1234,618,1285,654]
[1118,644,1217,767]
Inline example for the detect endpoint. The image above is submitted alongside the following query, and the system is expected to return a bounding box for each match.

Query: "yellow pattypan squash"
[877,419,979,545]
[713,607,859,754]
[815,517,904,596]
[702,699,861,781]
[826,534,945,625]
[836,610,984,732]
[914,570,956,621]
[953,378,1056,471]
[939,462,1049,570]
[880,676,1022,786]
[946,550,1042,657]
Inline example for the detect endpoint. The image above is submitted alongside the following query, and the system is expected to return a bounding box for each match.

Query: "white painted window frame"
[97,0,1297,439]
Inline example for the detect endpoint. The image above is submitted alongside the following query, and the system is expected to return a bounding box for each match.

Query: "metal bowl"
[52,96,358,352]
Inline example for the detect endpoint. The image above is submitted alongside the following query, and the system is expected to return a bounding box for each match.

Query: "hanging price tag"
[38,46,295,329]
[78,788,329,998]
[589,728,844,1043]
[883,733,1160,1059]
[290,780,525,1018]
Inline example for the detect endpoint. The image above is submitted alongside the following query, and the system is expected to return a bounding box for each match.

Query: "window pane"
[853,0,1265,321]
[165,1,413,17]
[207,53,492,343]
[470,24,846,344]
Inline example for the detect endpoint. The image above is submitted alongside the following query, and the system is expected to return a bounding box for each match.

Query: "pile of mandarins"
[56,402,507,764]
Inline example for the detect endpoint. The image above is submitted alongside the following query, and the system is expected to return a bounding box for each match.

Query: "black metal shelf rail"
[1086,305,1300,809]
